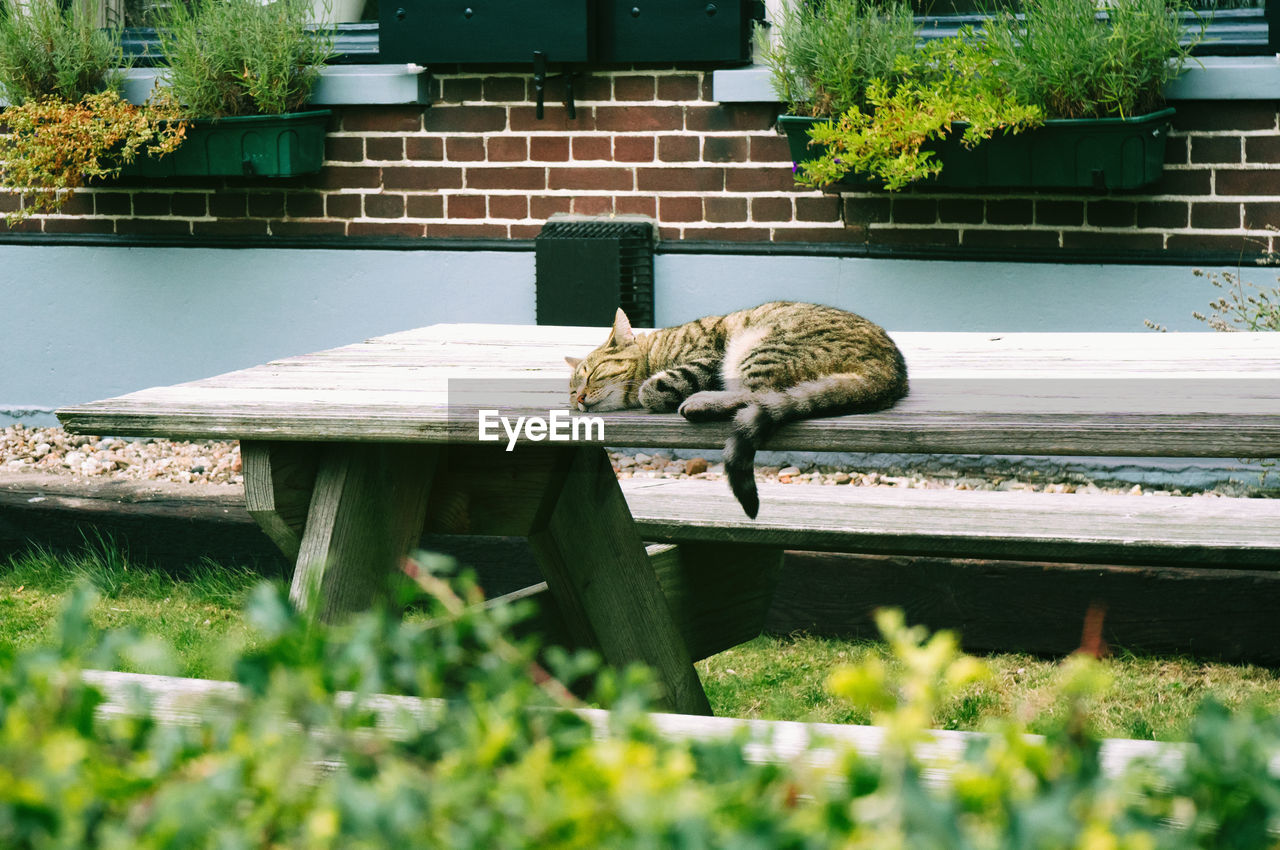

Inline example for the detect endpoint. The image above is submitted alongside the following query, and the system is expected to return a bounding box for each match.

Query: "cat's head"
[565,308,642,412]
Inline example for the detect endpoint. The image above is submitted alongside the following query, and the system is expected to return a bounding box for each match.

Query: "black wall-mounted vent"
[534,220,655,328]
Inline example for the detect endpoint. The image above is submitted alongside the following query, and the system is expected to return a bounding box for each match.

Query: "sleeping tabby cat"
[565,301,908,518]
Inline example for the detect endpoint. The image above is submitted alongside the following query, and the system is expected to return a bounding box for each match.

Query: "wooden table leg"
[527,446,712,716]
[244,440,438,621]
[245,441,711,714]
[293,443,439,620]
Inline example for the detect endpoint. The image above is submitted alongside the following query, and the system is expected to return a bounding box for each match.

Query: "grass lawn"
[3,540,1278,741]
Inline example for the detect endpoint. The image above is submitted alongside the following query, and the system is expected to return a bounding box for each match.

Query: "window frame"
[115,1,1271,64]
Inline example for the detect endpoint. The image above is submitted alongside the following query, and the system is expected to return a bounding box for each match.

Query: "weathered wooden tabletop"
[57,324,1280,457]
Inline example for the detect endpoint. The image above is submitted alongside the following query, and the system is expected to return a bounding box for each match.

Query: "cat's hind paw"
[678,390,748,422]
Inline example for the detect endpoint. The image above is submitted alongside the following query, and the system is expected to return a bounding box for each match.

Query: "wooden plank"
[52,401,1280,458]
[622,479,1280,568]
[0,471,287,575]
[8,471,1280,572]
[648,542,784,662]
[79,668,1209,786]
[768,551,1280,664]
[292,444,439,620]
[54,328,1280,458]
[527,447,712,715]
[241,441,319,562]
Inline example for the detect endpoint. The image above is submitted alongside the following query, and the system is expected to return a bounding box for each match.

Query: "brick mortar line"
[875,222,1274,236]
[431,100,714,108]
[434,69,708,78]
[1166,163,1280,170]
[341,162,792,168]
[330,130,785,138]
[1171,130,1280,137]
[349,160,792,167]
[102,184,1272,202]
[55,214,1271,235]
[844,192,1260,202]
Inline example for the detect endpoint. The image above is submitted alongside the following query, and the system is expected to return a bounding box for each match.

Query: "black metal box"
[380,0,594,65]
[596,0,760,64]
[535,220,655,328]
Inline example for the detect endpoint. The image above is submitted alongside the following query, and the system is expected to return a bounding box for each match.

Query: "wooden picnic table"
[56,324,1280,715]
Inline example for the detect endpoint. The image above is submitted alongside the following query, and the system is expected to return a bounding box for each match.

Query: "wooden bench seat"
[623,478,1280,568]
[622,478,1280,664]
[9,471,1280,572]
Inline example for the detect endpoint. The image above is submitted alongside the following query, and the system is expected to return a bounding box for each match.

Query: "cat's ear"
[564,356,583,369]
[607,308,635,347]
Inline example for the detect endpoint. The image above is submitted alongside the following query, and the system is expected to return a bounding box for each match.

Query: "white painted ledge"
[116,63,430,107]
[1164,54,1280,100]
[714,55,1280,103]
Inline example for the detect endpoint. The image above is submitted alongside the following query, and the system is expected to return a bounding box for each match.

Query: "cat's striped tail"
[723,371,907,518]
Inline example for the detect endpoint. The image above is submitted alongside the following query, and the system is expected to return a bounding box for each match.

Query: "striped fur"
[567,301,908,517]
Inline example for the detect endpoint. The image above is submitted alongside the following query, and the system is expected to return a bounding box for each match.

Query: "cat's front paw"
[638,375,681,412]
[678,390,748,422]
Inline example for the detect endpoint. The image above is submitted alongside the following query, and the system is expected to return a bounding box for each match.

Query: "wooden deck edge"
[83,668,1207,786]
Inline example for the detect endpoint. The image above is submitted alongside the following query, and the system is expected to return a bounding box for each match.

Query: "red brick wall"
[7,70,1279,260]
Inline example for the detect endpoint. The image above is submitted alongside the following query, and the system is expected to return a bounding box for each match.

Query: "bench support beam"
[527,446,712,716]
[290,443,439,620]
[648,542,784,663]
[242,441,320,561]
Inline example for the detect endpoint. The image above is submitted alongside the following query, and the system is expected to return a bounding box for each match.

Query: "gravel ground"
[1,424,1243,497]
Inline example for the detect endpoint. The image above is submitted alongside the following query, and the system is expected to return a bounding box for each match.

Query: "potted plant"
[308,0,367,27]
[123,0,335,178]
[0,0,185,221]
[765,0,1200,191]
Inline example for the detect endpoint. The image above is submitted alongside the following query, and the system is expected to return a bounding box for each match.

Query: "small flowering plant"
[795,39,1042,190]
[0,92,186,223]
[0,0,186,222]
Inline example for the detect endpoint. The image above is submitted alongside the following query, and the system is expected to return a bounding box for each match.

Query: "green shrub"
[758,0,918,118]
[2,561,1278,848]
[154,0,334,118]
[0,0,122,104]
[981,0,1200,119]
[0,0,184,222]
[770,0,1199,188]
[795,38,1042,189]
[0,90,185,222]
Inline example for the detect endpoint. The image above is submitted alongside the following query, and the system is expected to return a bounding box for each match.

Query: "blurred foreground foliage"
[1,554,1277,849]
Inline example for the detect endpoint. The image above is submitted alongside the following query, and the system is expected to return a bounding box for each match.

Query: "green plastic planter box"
[779,108,1175,191]
[121,109,331,178]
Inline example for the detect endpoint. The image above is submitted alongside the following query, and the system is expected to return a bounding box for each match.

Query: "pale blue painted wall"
[2,244,1254,426]
[656,255,1229,332]
[3,245,534,426]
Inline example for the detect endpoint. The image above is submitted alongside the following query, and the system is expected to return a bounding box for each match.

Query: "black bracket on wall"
[532,51,580,120]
